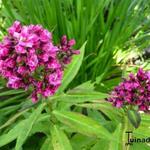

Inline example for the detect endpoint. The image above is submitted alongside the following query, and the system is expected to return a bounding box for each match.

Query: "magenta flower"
[58,35,80,64]
[108,68,150,112]
[7,76,22,89]
[0,21,79,102]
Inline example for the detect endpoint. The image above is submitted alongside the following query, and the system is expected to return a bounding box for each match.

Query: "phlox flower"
[0,21,80,102]
[108,68,150,112]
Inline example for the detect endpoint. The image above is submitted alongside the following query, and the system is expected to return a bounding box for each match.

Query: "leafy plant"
[0,0,150,150]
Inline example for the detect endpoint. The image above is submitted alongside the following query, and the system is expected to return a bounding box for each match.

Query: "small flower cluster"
[108,68,150,112]
[0,21,79,102]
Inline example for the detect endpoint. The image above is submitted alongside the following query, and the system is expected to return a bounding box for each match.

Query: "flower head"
[108,68,150,112]
[0,21,79,102]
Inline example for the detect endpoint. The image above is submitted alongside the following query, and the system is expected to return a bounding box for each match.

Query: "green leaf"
[40,137,53,150]
[91,139,109,150]
[52,91,107,104]
[30,114,51,136]
[127,110,141,128]
[0,107,30,130]
[133,114,150,138]
[0,105,20,116]
[0,89,24,96]
[53,110,112,140]
[57,42,86,93]
[71,134,96,150]
[51,125,73,150]
[108,124,122,150]
[0,121,24,147]
[92,124,122,150]
[0,93,28,108]
[130,142,150,150]
[15,103,45,150]
[77,102,123,122]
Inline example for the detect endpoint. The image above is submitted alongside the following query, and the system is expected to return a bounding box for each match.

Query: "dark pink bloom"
[42,88,53,97]
[68,39,76,46]
[40,29,52,42]
[15,45,26,54]
[47,59,61,69]
[5,58,16,68]
[17,66,27,75]
[48,69,63,86]
[58,35,80,65]
[0,21,79,102]
[8,21,22,36]
[0,46,9,57]
[7,76,22,89]
[27,54,38,71]
[108,68,150,112]
[115,100,123,108]
[72,50,80,55]
[31,91,38,103]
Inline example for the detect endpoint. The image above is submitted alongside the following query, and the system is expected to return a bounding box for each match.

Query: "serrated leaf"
[51,125,73,150]
[53,110,112,140]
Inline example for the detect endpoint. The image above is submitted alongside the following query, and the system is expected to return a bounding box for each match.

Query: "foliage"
[0,0,150,150]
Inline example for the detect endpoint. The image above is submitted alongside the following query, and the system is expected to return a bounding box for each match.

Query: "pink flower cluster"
[0,21,79,102]
[108,68,150,112]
